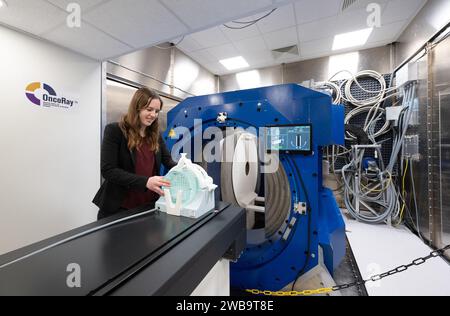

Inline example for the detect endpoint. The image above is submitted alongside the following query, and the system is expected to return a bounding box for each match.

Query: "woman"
[93,87,177,220]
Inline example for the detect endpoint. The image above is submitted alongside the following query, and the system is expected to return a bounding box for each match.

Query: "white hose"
[343,70,387,107]
[345,106,391,140]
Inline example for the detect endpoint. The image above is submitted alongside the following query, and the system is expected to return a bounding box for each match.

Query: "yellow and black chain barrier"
[246,244,450,296]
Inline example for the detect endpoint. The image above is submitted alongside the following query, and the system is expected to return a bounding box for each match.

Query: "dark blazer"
[93,123,177,216]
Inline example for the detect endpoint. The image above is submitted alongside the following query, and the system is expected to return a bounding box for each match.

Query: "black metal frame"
[97,203,246,296]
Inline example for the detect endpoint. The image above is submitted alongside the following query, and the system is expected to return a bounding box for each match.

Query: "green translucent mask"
[164,169,200,205]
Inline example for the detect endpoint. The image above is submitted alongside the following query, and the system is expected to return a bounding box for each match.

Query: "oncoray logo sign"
[25,82,78,109]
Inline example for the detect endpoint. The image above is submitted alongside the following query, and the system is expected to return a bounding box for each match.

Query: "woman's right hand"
[146,176,171,196]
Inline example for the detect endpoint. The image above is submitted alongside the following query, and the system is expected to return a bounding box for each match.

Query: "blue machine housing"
[163,84,346,291]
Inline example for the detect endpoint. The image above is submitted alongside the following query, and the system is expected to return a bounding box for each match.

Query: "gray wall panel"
[104,45,217,135]
[431,36,450,248]
[219,46,393,92]
[173,50,217,99]
[105,81,179,135]
[107,46,217,98]
[219,65,283,92]
[408,55,431,241]
[108,46,173,96]
[285,46,392,84]
[395,0,450,253]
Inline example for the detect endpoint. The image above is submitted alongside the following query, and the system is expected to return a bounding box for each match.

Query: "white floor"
[191,259,230,296]
[344,214,450,296]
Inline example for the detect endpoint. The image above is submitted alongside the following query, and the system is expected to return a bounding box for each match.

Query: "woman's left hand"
[146,176,171,196]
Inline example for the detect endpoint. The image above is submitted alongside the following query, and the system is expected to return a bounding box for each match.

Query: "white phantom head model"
[155,154,217,218]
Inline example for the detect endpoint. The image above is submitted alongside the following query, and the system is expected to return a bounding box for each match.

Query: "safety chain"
[246,244,450,296]
[246,287,335,297]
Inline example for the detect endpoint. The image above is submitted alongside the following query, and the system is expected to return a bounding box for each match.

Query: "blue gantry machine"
[163,84,346,291]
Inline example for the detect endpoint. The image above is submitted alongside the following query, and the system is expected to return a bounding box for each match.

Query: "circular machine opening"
[218,130,291,240]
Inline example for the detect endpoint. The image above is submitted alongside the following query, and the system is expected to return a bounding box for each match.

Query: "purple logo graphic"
[25,82,57,106]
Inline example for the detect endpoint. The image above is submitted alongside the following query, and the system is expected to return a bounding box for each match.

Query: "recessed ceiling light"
[219,56,249,71]
[0,0,8,8]
[332,28,373,51]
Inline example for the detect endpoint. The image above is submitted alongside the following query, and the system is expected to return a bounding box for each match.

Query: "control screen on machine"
[265,124,312,153]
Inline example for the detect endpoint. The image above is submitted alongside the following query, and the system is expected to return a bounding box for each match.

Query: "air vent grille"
[271,45,299,59]
[342,0,358,11]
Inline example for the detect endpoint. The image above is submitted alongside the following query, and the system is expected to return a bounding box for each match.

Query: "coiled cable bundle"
[339,70,400,141]
[313,81,342,105]
[319,69,417,225]
[345,105,391,141]
[341,82,417,224]
[343,70,388,107]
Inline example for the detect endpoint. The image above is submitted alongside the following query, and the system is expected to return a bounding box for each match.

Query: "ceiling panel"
[297,1,401,43]
[0,0,426,71]
[188,49,219,64]
[177,0,426,75]
[300,37,333,57]
[234,36,268,53]
[202,62,224,74]
[297,16,337,42]
[294,0,341,25]
[189,27,229,49]
[41,21,132,60]
[341,0,389,12]
[381,0,426,25]
[46,0,108,12]
[263,26,298,50]
[220,24,261,42]
[256,4,297,33]
[206,43,239,60]
[336,6,377,33]
[0,0,66,35]
[176,36,204,53]
[368,21,406,44]
[83,0,189,48]
[241,50,274,66]
[160,0,273,30]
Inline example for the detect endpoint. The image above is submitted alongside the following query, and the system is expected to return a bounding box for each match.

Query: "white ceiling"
[177,0,427,75]
[0,0,426,76]
[0,0,299,60]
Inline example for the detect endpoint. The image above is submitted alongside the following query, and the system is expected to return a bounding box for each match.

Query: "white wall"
[0,26,101,255]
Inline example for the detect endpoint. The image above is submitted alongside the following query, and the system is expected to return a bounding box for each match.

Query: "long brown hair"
[119,87,163,152]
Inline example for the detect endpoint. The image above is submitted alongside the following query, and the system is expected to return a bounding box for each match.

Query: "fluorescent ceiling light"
[332,28,373,51]
[219,56,249,71]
